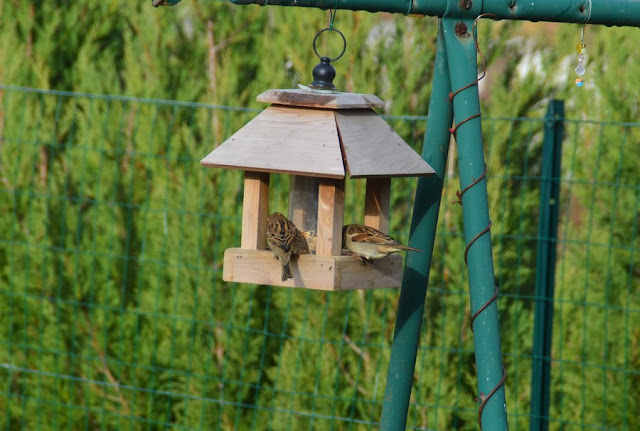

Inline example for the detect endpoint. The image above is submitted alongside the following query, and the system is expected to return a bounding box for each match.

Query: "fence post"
[530,99,564,431]
[380,19,453,430]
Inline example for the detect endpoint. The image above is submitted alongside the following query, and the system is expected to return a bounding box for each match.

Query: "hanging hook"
[312,27,347,62]
[328,0,340,28]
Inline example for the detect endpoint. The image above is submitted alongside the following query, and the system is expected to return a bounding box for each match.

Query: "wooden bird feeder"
[201,89,434,291]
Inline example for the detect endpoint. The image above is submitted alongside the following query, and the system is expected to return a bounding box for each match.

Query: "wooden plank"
[201,105,345,179]
[364,177,391,233]
[241,171,270,250]
[316,179,345,257]
[334,253,403,290]
[223,248,402,291]
[336,109,436,178]
[288,175,318,232]
[257,89,384,109]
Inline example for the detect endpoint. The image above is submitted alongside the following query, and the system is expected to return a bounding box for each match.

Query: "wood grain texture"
[257,89,384,109]
[201,105,345,178]
[336,109,436,178]
[364,177,391,233]
[316,179,345,257]
[223,248,402,290]
[241,171,270,250]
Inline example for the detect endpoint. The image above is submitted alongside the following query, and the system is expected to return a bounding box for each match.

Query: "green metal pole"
[223,0,640,27]
[442,16,508,430]
[380,19,453,430]
[530,100,564,431]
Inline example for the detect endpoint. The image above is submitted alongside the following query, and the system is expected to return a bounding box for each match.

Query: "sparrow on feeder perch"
[343,224,422,263]
[266,212,300,281]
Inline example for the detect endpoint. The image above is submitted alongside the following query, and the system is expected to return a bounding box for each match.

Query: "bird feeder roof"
[200,89,435,179]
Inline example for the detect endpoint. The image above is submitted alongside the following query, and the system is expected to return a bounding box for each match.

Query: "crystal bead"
[575,57,586,76]
[576,43,586,54]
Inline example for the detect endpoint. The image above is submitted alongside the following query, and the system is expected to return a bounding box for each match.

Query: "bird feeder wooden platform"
[201,89,434,291]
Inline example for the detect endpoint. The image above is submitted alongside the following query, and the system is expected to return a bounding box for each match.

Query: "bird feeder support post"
[316,178,345,256]
[380,20,454,429]
[241,171,270,250]
[364,177,391,233]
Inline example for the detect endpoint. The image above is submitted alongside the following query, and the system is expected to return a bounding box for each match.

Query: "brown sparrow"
[266,212,300,281]
[342,224,421,263]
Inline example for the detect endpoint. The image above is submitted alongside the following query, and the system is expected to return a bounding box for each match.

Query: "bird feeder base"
[222,248,403,291]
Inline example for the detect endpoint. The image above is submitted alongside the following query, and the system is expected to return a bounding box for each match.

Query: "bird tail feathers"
[394,244,422,253]
[281,262,292,281]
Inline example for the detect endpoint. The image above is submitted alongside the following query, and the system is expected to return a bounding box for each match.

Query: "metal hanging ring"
[312,27,347,62]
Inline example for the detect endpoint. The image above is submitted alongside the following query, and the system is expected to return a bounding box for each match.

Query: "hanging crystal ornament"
[575,26,586,87]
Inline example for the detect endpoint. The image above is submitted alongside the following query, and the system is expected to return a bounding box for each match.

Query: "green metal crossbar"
[156,0,640,27]
[151,1,640,430]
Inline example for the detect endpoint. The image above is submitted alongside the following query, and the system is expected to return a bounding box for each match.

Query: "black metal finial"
[310,57,337,90]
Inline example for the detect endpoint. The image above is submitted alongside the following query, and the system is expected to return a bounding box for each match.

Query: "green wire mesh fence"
[1,85,638,430]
